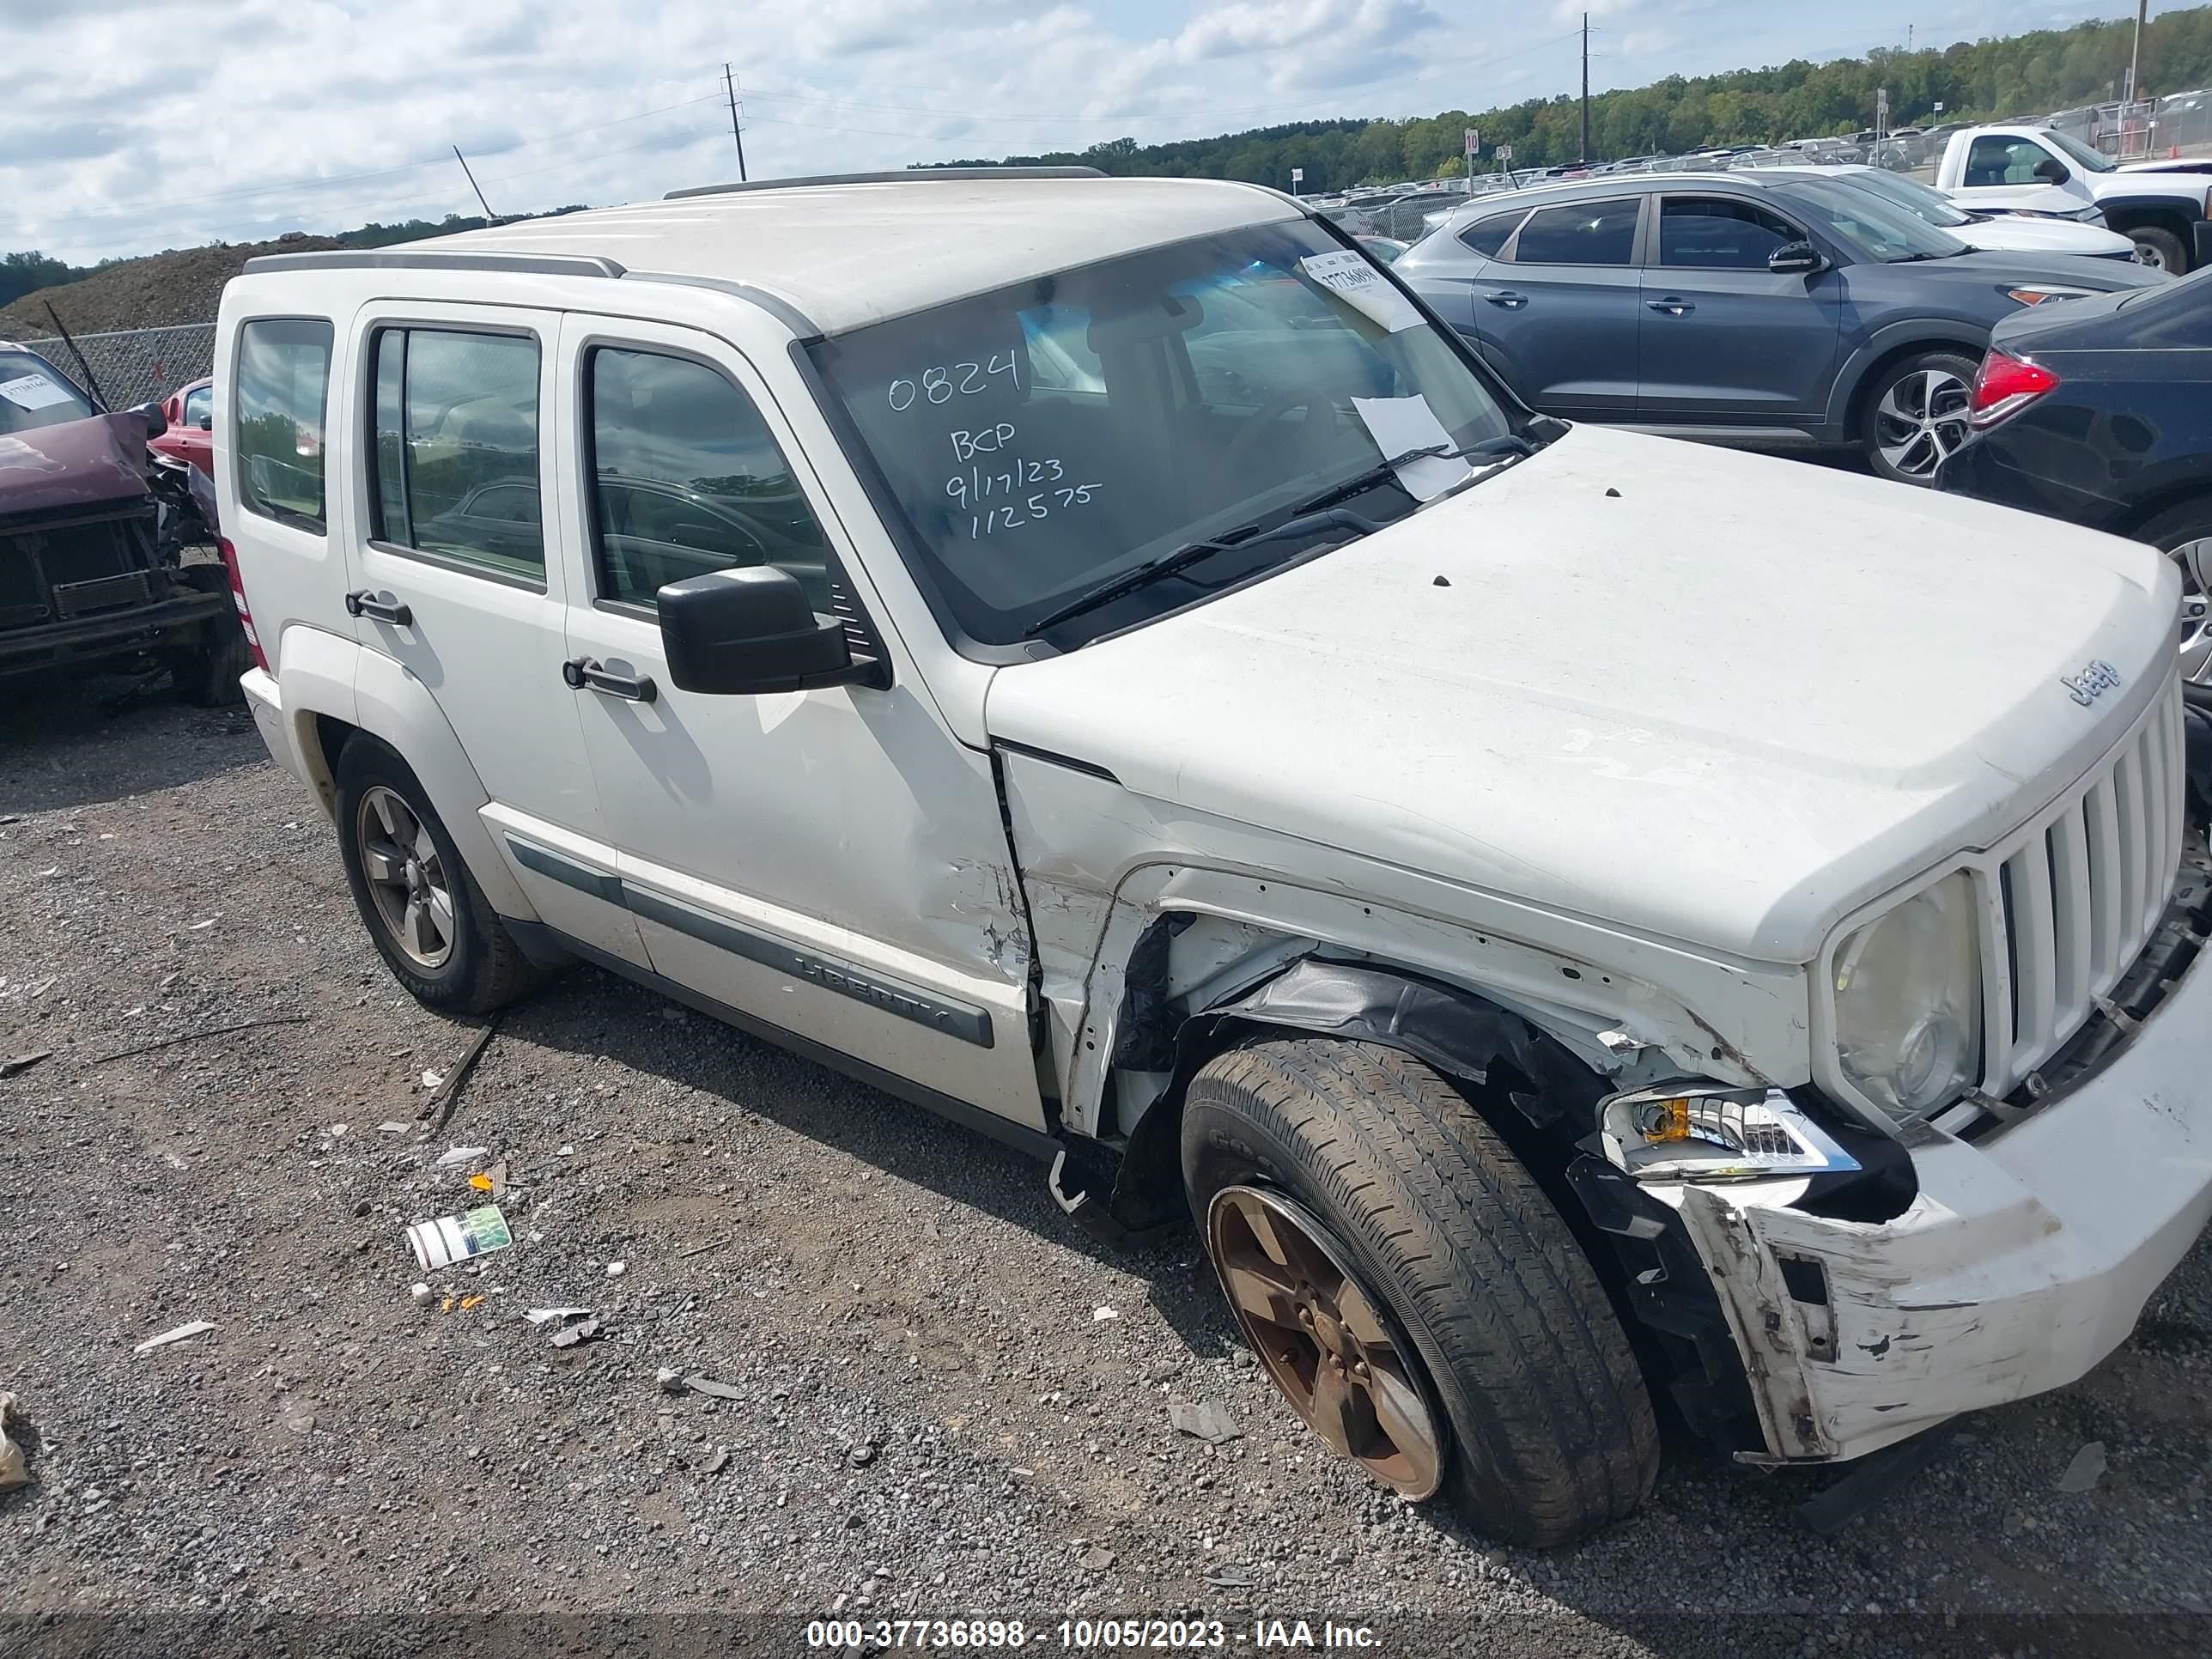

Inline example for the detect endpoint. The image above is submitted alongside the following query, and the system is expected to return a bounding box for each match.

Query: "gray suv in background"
[1393,171,2165,482]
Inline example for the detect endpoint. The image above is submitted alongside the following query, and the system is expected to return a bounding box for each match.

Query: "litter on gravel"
[404,1204,513,1272]
[1167,1401,1243,1445]
[432,1146,489,1170]
[0,1049,52,1078]
[2057,1440,2108,1492]
[549,1316,602,1348]
[686,1376,745,1401]
[132,1319,215,1354]
[525,1307,592,1326]
[1092,1305,1119,1322]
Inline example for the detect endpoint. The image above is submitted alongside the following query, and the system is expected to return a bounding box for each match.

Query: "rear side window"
[369,328,544,584]
[1511,199,1639,265]
[182,384,214,428]
[585,347,835,611]
[1457,211,1525,260]
[1660,198,1799,268]
[234,319,332,532]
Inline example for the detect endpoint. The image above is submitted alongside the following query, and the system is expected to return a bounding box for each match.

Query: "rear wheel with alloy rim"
[2136,499,2212,684]
[334,734,543,1014]
[1182,1037,1659,1547]
[1862,349,1978,485]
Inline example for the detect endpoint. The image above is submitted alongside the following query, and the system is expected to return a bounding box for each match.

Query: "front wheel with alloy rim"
[334,734,543,1015]
[1862,349,1979,485]
[1182,1037,1659,1547]
[2136,498,2212,684]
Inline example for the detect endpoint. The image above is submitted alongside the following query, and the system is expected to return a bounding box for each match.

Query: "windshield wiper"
[1887,249,1966,263]
[1024,507,1382,637]
[1288,435,1532,517]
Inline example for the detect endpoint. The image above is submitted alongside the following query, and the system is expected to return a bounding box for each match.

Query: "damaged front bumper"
[1665,899,2212,1466]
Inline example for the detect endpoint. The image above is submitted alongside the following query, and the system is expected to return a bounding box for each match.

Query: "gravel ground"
[4,678,2212,1659]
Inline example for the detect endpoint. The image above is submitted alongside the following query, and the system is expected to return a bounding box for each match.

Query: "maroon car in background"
[0,344,249,703]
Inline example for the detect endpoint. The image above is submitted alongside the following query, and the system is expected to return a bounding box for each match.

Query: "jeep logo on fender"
[2062,659,2122,708]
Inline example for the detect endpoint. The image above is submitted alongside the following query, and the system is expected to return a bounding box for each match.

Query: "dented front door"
[549,314,1046,1132]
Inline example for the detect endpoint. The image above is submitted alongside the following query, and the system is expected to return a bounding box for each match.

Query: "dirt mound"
[0,233,349,337]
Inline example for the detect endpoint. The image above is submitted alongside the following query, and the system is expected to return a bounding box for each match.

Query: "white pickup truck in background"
[1933,123,2212,272]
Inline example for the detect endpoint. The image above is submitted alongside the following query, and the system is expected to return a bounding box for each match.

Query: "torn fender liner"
[1183,957,1540,1089]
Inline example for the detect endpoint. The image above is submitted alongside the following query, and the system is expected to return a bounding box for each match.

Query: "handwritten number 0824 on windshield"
[889,354,1019,411]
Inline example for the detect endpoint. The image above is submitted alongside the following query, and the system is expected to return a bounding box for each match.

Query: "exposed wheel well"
[1842,337,1985,437]
[307,712,360,812]
[2100,205,2192,240]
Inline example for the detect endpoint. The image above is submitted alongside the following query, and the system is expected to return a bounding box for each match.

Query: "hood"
[2117,156,2212,175]
[1886,247,2165,294]
[0,409,158,522]
[1960,215,2138,259]
[984,426,2178,963]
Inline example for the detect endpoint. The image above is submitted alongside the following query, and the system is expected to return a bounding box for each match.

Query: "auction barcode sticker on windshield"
[0,372,76,411]
[1298,249,1423,333]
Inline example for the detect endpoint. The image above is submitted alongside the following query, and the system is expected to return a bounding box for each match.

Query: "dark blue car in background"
[1393,169,2165,483]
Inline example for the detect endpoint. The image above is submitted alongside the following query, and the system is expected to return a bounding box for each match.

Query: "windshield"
[1778,176,1971,261]
[2042,128,2118,173]
[1833,167,1973,228]
[809,221,1517,645]
[0,349,96,435]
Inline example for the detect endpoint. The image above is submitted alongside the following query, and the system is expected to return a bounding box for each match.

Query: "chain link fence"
[12,322,216,412]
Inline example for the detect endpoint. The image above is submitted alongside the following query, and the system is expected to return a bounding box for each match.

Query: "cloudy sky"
[0,0,2186,264]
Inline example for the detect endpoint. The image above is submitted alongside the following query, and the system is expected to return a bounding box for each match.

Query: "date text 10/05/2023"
[805,1618,1382,1649]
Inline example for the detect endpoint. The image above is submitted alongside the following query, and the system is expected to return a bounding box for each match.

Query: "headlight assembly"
[1831,870,1983,1121]
[2004,285,2096,307]
[1599,1084,1862,1182]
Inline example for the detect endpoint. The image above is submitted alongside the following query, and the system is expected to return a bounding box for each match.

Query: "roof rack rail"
[666,166,1106,201]
[240,250,626,278]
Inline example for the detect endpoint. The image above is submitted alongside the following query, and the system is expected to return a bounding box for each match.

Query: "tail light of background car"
[1967,348,2060,431]
[216,536,270,672]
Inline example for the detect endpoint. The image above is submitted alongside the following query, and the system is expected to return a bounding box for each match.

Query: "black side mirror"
[132,399,168,440]
[657,565,865,696]
[195,414,214,431]
[1768,240,1825,275]
[2033,156,2071,185]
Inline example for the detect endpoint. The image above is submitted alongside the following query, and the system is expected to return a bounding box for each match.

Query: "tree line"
[921,4,2212,191]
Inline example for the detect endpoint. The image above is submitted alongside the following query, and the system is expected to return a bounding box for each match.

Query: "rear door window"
[368,328,544,584]
[1510,199,1640,265]
[234,320,332,532]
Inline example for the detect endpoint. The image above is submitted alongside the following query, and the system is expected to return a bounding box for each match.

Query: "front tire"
[2129,226,2188,275]
[1861,349,1978,486]
[334,734,541,1015]
[164,564,252,707]
[1182,1037,1659,1547]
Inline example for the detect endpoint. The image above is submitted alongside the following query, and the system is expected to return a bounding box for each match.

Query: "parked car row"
[209,167,2212,1554]
[1393,167,2166,482]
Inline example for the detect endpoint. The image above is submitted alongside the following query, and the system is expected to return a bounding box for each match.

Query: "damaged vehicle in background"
[223,171,2212,1547]
[0,343,249,704]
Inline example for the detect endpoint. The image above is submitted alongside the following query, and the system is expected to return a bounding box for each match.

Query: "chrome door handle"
[1482,290,1528,308]
[343,589,412,625]
[1645,298,1694,315]
[562,657,658,703]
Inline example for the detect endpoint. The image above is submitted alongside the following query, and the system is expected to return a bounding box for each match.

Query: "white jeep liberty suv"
[216,167,2212,1546]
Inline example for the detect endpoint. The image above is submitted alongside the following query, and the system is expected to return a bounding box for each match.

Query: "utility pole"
[725,63,749,182]
[452,146,495,219]
[2128,0,2148,102]
[1580,11,1591,163]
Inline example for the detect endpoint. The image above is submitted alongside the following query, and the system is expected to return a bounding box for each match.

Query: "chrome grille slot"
[1985,669,2184,1095]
